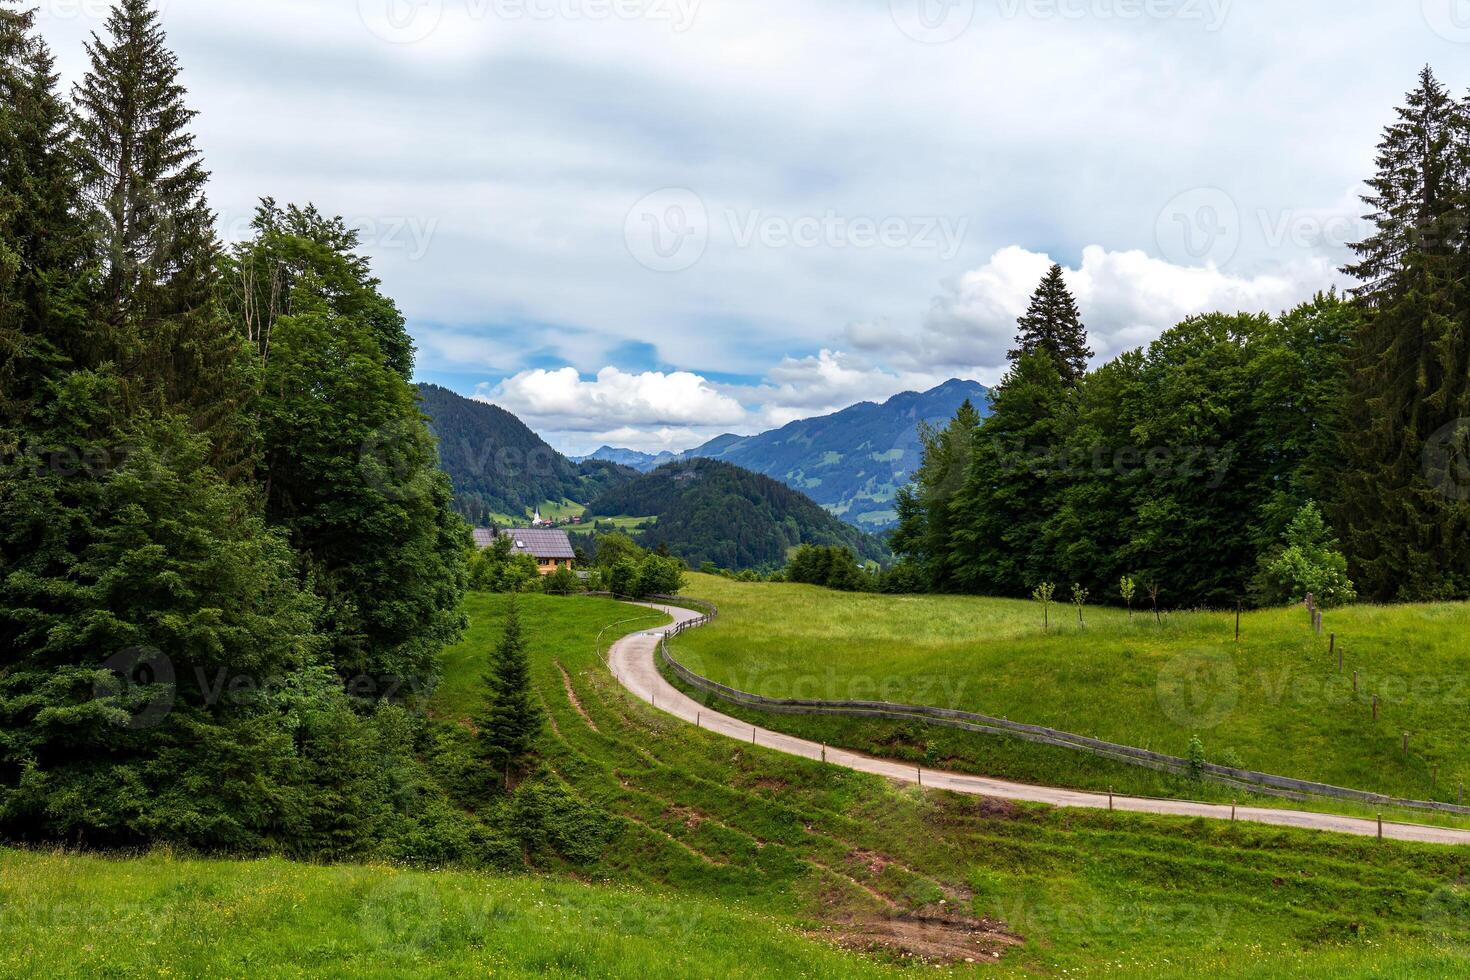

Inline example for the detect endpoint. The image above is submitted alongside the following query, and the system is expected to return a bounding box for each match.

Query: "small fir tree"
[476,598,544,787]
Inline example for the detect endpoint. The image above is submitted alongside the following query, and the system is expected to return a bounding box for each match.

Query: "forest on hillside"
[894,68,1470,609]
[585,459,890,570]
[418,382,632,524]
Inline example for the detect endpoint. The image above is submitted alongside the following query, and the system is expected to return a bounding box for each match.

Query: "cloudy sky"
[33,0,1470,454]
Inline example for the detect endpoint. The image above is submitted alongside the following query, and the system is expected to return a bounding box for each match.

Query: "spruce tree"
[948,351,1071,595]
[891,399,983,591]
[1011,264,1093,385]
[0,4,91,420]
[1337,68,1470,600]
[71,0,251,456]
[476,599,544,786]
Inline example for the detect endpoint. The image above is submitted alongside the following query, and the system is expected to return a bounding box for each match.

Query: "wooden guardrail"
[657,619,1470,818]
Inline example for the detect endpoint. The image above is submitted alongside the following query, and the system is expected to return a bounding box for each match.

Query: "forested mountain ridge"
[586,380,990,530]
[418,384,634,524]
[583,459,889,570]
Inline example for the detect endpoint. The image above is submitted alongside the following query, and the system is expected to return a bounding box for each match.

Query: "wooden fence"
[656,613,1470,818]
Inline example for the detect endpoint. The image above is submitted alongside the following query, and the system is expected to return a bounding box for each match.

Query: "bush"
[542,566,581,595]
[1253,502,1357,608]
[787,545,871,592]
[635,554,686,597]
[605,558,637,597]
[468,537,541,593]
[879,561,929,594]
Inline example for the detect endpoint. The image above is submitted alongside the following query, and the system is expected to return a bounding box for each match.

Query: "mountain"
[417,384,634,525]
[592,380,990,531]
[576,446,678,472]
[583,459,890,571]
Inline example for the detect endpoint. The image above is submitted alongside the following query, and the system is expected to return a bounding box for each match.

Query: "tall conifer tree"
[1011,264,1093,385]
[0,3,90,419]
[71,0,250,453]
[1338,68,1470,600]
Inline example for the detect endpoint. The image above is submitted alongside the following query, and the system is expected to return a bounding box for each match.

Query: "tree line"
[0,1,573,861]
[894,67,1470,608]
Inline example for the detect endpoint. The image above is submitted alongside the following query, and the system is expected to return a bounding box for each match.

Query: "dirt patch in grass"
[925,793,1032,827]
[665,805,706,830]
[751,777,789,793]
[823,913,1020,965]
[555,661,599,732]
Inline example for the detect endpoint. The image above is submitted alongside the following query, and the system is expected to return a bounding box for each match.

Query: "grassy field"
[9,593,1470,977]
[669,575,1470,808]
[0,849,891,979]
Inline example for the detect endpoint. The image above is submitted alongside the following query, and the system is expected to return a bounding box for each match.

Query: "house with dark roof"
[474,527,577,576]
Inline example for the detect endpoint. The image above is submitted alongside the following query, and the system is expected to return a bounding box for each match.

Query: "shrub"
[607,558,640,597]
[635,554,686,597]
[542,566,580,595]
[1253,502,1356,608]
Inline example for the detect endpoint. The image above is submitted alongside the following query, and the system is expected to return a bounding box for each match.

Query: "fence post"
[1231,801,1236,822]
[1403,732,1409,757]
[1377,814,1383,840]
[1373,696,1379,720]
[1108,787,1114,812]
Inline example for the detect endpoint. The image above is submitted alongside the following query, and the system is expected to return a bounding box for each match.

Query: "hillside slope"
[689,379,988,530]
[588,380,990,528]
[584,459,889,570]
[418,384,633,524]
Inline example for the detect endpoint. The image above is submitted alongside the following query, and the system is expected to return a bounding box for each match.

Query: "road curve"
[607,601,1470,847]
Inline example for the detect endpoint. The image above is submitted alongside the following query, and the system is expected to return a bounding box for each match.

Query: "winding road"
[607,602,1470,847]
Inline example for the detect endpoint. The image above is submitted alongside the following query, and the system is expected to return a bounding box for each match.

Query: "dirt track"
[606,602,1470,847]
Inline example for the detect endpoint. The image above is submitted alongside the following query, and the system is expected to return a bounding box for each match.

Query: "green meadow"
[669,575,1470,808]
[9,593,1470,978]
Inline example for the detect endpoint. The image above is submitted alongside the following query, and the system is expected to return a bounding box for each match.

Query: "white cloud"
[851,245,1344,381]
[482,367,749,431]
